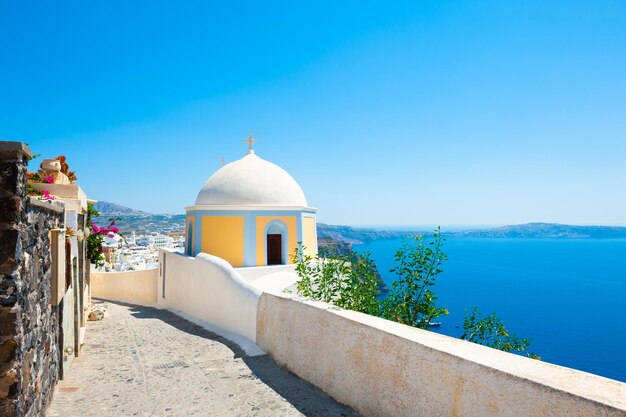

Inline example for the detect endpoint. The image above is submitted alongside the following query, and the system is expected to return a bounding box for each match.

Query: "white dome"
[195,152,308,207]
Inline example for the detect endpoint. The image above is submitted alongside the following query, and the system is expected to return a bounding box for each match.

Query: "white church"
[184,136,318,268]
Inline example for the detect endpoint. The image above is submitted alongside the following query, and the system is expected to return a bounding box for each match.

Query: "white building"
[136,234,173,248]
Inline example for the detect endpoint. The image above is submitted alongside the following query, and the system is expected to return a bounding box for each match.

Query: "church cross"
[220,156,225,166]
[244,134,257,154]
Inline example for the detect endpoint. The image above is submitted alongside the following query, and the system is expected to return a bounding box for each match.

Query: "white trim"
[185,205,317,212]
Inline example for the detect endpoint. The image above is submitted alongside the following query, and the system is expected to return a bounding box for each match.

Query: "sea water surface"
[354,237,626,382]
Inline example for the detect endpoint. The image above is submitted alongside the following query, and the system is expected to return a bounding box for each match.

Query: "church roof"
[195,151,309,207]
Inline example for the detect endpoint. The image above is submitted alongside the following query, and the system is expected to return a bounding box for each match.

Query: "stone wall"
[0,142,64,417]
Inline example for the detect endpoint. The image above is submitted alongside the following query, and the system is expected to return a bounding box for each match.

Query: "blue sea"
[353,237,626,382]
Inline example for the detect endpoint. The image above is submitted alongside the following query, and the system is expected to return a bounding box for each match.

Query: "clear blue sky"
[2,1,625,226]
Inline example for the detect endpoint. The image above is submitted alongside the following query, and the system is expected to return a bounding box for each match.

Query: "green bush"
[293,228,538,358]
[293,247,381,316]
[86,202,104,265]
[381,230,449,329]
[462,306,539,359]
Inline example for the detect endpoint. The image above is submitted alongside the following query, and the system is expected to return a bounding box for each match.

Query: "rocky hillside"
[93,201,151,217]
[318,238,388,293]
[317,223,415,244]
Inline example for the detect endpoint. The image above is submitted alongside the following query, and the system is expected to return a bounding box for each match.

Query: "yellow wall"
[303,216,318,258]
[256,216,297,265]
[201,216,244,267]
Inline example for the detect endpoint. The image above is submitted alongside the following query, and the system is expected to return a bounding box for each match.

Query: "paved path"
[47,301,358,417]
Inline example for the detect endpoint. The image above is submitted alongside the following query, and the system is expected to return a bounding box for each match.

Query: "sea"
[353,237,626,383]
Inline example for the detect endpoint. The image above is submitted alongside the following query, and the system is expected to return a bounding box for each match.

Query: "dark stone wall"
[0,143,63,417]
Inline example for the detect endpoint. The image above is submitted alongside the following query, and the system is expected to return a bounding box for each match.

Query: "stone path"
[46,301,358,417]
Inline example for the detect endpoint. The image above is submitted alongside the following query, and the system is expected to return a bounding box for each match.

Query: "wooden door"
[267,234,282,265]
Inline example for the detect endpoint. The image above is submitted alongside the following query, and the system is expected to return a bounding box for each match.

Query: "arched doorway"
[265,221,287,265]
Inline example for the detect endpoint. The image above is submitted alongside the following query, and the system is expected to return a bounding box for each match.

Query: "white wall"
[158,249,261,352]
[235,264,295,283]
[256,291,626,417]
[91,269,158,305]
[235,264,299,293]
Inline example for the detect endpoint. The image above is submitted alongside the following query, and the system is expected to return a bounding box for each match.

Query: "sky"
[2,1,625,226]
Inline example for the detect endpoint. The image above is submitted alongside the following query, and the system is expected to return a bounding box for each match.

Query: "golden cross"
[244,134,257,154]
[220,156,225,166]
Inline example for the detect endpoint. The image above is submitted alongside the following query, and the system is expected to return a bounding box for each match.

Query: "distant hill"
[317,223,415,244]
[91,202,626,240]
[93,201,152,217]
[449,223,626,239]
[91,201,184,234]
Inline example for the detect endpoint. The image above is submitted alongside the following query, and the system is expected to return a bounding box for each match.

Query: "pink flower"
[44,176,54,184]
[41,190,54,201]
[107,232,115,238]
[110,226,119,233]
[92,225,100,234]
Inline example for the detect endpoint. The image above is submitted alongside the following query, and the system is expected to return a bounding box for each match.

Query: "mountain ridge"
[450,222,626,239]
[92,201,626,241]
[93,201,152,217]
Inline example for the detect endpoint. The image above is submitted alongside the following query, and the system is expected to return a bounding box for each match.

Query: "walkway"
[47,302,358,417]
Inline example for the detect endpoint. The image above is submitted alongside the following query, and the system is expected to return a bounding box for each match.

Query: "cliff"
[317,223,413,244]
[318,238,388,293]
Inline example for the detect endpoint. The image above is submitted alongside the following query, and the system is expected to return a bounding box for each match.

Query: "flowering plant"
[26,183,55,201]
[44,176,54,184]
[92,223,120,239]
[86,203,104,264]
[40,190,55,201]
[86,204,125,264]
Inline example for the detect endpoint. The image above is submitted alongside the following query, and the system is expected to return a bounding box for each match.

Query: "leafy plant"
[293,245,381,315]
[381,228,449,329]
[26,172,44,183]
[461,306,540,359]
[86,204,126,265]
[86,202,104,264]
[26,182,42,196]
[293,227,539,358]
[23,144,41,162]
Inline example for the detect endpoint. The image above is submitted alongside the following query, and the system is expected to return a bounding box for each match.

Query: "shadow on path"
[100,299,359,417]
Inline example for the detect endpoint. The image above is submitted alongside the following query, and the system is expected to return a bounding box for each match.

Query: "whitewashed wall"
[235,264,296,283]
[158,249,261,352]
[92,269,158,305]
